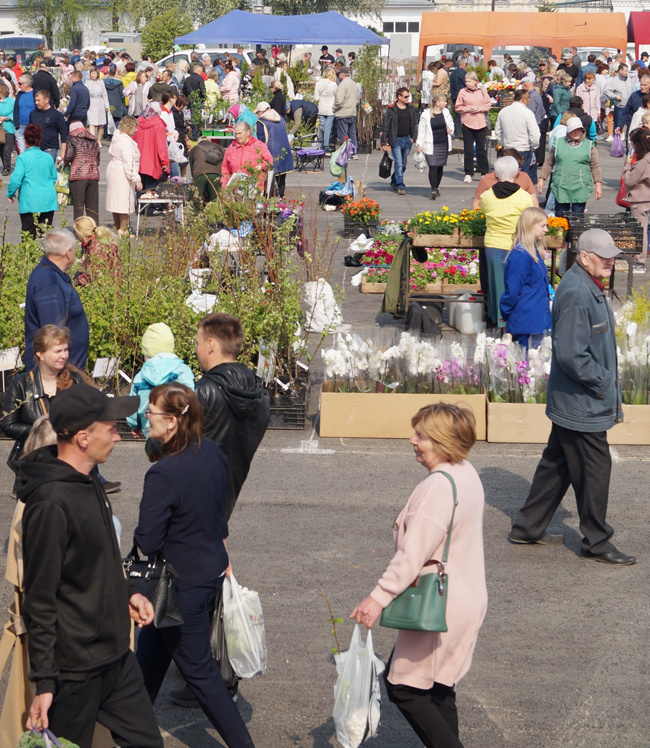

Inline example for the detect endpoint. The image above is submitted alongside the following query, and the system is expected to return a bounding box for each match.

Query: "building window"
[395,21,407,32]
[408,22,420,32]
[383,22,394,32]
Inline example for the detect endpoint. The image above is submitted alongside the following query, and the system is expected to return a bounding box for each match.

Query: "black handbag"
[379,152,393,179]
[123,543,183,628]
[210,593,240,697]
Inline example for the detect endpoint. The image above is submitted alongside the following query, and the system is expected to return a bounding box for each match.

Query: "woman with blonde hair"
[73,216,120,284]
[416,92,454,199]
[124,70,148,117]
[351,402,487,748]
[499,206,552,349]
[205,68,221,108]
[106,115,141,234]
[314,66,337,151]
[85,67,110,145]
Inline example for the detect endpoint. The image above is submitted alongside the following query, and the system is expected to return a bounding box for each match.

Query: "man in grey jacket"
[333,66,358,154]
[509,229,636,566]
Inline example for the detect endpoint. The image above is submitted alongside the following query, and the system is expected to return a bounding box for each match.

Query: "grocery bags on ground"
[17,727,79,747]
[222,574,267,678]
[333,624,385,748]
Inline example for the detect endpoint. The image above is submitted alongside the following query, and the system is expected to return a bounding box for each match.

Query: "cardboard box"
[487,402,650,445]
[319,392,487,439]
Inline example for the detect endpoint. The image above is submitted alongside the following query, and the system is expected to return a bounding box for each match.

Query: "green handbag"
[380,471,457,633]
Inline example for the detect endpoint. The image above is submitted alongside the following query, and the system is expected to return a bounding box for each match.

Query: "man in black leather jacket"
[194,313,270,520]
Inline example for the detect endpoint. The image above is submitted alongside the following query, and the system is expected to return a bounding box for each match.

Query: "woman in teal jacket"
[7,123,57,238]
[0,81,15,175]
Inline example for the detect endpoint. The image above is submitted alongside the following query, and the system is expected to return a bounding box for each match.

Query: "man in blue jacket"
[24,229,89,370]
[509,229,636,565]
[64,71,90,123]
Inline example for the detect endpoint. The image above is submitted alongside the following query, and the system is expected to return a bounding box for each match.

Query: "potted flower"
[341,197,381,238]
[545,216,568,248]
[457,209,486,247]
[408,206,460,246]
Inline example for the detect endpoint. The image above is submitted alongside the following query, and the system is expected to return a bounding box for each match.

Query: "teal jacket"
[126,353,195,435]
[0,96,15,134]
[7,146,57,214]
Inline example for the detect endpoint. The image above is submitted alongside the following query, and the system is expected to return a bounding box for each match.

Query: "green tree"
[16,0,89,48]
[141,9,193,61]
[271,0,383,17]
[183,0,247,28]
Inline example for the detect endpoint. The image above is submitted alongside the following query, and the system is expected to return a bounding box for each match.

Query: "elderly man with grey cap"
[509,229,635,566]
[537,116,602,218]
[19,383,165,745]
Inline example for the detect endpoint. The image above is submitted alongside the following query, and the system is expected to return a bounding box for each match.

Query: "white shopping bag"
[333,624,385,748]
[222,574,267,678]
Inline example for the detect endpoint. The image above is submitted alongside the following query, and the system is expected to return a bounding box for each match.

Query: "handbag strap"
[423,470,458,572]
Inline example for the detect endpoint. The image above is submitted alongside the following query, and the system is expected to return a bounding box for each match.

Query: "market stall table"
[136,197,186,236]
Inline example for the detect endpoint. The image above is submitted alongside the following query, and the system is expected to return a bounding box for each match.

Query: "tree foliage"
[271,0,383,18]
[16,0,89,49]
[141,9,193,61]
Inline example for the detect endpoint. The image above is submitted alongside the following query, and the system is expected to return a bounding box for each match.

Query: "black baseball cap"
[50,383,139,437]
[321,45,328,51]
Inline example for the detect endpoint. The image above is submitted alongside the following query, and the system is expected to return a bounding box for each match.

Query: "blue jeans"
[613,106,625,133]
[318,114,334,150]
[391,136,412,190]
[521,150,537,183]
[336,116,357,148]
[555,202,585,218]
[169,160,180,178]
[43,147,58,162]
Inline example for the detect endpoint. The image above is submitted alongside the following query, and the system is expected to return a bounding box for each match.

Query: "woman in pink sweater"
[623,127,650,271]
[454,72,491,182]
[221,121,273,190]
[351,403,487,748]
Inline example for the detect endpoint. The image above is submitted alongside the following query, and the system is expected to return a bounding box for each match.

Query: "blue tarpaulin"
[175,10,388,47]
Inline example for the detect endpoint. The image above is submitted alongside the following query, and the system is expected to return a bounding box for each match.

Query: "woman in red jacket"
[132,102,170,192]
[220,121,273,191]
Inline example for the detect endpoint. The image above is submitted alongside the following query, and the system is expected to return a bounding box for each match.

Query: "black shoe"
[433,189,440,197]
[169,685,199,708]
[103,481,121,494]
[2,169,9,176]
[580,548,637,565]
[390,183,398,193]
[508,531,565,546]
[430,190,437,200]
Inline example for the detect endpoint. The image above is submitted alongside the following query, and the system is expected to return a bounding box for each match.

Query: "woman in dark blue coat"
[134,383,255,748]
[255,101,293,197]
[500,206,552,349]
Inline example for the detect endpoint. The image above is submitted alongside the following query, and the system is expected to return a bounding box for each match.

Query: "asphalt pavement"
[0,135,649,747]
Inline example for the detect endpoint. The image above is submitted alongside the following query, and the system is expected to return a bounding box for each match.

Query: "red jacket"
[132,116,169,179]
[220,136,273,189]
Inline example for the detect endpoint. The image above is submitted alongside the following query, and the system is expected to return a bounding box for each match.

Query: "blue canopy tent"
[175,10,389,47]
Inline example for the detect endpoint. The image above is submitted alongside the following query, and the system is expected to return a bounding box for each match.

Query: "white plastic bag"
[222,573,267,678]
[414,150,426,172]
[303,278,343,333]
[185,291,217,314]
[333,625,385,748]
[168,140,188,164]
[106,113,116,135]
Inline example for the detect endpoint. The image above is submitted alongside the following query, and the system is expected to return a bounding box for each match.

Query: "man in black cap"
[19,383,164,746]
[509,229,636,566]
[319,45,335,69]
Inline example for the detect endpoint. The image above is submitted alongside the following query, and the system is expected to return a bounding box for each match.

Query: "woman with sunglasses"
[134,383,255,748]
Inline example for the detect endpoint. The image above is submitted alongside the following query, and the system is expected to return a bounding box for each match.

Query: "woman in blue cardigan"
[7,123,57,237]
[500,206,552,349]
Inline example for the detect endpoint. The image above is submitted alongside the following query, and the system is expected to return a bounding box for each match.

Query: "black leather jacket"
[195,363,270,519]
[1,368,82,442]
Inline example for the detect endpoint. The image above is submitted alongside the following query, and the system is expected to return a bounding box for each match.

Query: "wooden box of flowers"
[545,216,568,249]
[484,326,650,444]
[408,208,486,248]
[319,331,487,439]
[342,197,380,238]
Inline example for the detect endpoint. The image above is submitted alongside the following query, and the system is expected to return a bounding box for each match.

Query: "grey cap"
[577,229,622,259]
[339,66,351,75]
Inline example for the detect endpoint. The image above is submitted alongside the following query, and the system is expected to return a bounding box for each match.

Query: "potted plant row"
[341,197,381,238]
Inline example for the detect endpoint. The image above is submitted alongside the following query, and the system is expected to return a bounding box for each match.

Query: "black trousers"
[136,581,255,748]
[20,211,53,238]
[462,125,488,176]
[428,165,444,191]
[69,179,99,223]
[0,132,14,171]
[511,423,614,553]
[48,651,163,748]
[385,672,463,748]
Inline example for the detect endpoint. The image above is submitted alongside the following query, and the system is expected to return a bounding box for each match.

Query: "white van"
[156,47,253,69]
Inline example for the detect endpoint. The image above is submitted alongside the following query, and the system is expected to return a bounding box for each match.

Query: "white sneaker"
[463,174,473,183]
[606,135,614,143]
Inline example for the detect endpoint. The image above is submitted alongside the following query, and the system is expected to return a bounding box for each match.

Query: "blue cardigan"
[500,243,552,336]
[24,256,89,369]
[135,439,229,590]
[7,146,57,214]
